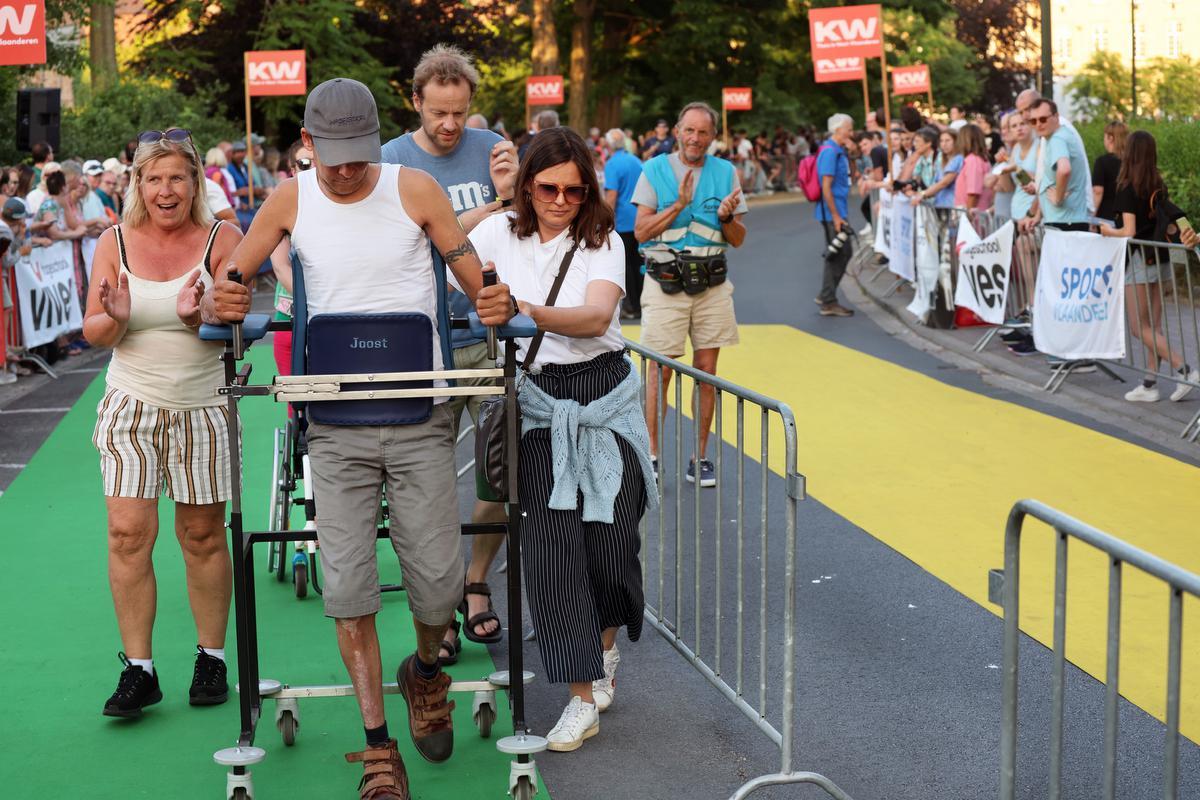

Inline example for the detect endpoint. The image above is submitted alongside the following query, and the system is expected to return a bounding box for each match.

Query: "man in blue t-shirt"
[602,128,645,318]
[1030,97,1090,231]
[814,113,855,317]
[380,44,518,660]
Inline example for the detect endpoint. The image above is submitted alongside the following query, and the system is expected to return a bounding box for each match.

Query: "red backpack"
[797,145,829,202]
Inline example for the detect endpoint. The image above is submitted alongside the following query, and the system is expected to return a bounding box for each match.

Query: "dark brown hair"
[1116,130,1164,203]
[957,123,990,162]
[509,127,614,250]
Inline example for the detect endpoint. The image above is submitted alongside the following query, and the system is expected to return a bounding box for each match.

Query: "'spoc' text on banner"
[1032,229,1127,360]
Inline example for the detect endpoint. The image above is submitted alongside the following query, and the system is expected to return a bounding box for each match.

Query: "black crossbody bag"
[474,243,579,502]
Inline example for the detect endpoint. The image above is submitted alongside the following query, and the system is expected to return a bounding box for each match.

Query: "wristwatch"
[499,197,514,209]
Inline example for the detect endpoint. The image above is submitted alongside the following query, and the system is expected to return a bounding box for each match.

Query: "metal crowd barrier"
[625,339,854,800]
[2,252,59,379]
[997,499,1200,800]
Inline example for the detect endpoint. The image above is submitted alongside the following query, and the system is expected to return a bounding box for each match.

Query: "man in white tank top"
[202,78,515,800]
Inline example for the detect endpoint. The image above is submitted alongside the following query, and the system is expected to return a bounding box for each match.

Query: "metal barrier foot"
[728,771,855,800]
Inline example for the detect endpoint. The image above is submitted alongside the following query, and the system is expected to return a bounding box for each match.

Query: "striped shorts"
[92,386,237,505]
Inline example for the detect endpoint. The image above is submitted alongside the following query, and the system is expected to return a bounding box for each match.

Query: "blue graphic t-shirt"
[381,128,503,348]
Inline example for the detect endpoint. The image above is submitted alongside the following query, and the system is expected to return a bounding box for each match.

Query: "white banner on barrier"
[1032,229,1126,360]
[906,204,942,320]
[81,237,98,281]
[14,240,82,348]
[954,219,1015,325]
[888,196,914,281]
[874,189,892,256]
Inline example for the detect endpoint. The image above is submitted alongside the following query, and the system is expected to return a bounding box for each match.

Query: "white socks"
[129,657,154,676]
[201,647,226,663]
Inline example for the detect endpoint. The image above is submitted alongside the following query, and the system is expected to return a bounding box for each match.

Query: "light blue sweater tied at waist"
[518,357,660,524]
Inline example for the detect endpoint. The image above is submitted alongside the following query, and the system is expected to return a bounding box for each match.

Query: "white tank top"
[105,223,226,410]
[290,164,444,375]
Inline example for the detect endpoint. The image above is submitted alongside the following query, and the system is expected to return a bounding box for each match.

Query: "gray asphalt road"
[4,202,1195,800]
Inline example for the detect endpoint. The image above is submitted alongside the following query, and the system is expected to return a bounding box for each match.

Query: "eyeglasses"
[533,182,588,205]
[295,158,312,172]
[1029,114,1053,125]
[138,129,193,144]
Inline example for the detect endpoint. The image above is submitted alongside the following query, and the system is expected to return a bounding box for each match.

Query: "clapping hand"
[177,269,204,327]
[98,272,131,323]
[676,169,695,209]
[717,186,742,221]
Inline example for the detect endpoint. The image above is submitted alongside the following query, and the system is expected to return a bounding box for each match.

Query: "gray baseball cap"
[2,197,27,220]
[304,78,381,166]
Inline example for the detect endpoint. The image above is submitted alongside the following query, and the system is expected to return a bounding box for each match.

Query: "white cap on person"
[303,78,381,166]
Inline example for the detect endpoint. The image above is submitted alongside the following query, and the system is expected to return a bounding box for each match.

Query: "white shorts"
[92,386,238,505]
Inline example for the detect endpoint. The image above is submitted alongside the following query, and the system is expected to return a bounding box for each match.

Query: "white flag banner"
[1032,229,1126,360]
[888,195,915,281]
[14,240,83,348]
[874,189,892,256]
[81,237,98,281]
[906,204,942,320]
[954,219,1015,325]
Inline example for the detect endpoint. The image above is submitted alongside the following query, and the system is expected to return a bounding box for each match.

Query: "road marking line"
[0,463,27,469]
[0,407,72,414]
[630,323,1200,740]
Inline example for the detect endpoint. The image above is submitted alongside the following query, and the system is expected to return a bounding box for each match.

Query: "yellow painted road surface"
[628,323,1199,743]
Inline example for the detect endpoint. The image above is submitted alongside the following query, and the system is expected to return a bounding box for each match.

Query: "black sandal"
[438,619,461,667]
[458,582,503,644]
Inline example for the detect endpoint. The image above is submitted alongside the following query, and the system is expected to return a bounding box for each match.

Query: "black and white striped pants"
[519,350,647,684]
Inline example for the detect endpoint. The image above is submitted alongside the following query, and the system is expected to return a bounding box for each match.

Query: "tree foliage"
[950,0,1036,110]
[1069,52,1200,122]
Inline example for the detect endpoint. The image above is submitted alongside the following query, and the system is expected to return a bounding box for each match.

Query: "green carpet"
[0,344,527,798]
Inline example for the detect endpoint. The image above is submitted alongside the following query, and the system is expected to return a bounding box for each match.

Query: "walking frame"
[200,271,546,800]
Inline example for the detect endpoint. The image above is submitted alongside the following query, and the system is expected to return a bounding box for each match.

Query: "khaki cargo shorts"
[639,278,739,358]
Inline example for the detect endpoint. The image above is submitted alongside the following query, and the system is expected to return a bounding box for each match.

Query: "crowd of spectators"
[0,135,311,383]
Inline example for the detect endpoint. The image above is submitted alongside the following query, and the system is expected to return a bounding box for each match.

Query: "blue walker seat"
[305,312,435,426]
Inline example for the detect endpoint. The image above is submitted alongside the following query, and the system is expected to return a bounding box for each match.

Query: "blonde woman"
[83,128,243,718]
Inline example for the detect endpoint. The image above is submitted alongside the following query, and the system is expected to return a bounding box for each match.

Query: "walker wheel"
[293,561,308,599]
[279,709,297,746]
[512,775,536,800]
[475,703,495,738]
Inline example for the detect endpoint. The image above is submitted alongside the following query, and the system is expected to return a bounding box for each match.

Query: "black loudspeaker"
[16,88,61,153]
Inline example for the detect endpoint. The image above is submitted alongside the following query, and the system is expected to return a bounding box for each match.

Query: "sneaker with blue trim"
[686,458,717,488]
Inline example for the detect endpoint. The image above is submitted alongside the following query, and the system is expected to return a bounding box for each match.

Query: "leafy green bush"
[58,80,240,162]
[1078,119,1200,220]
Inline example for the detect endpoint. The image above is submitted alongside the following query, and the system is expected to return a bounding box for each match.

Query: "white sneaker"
[592,645,621,713]
[546,695,599,752]
[857,223,873,237]
[1125,384,1161,402]
[1170,370,1199,402]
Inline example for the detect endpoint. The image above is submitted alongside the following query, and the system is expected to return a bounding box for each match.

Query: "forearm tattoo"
[444,238,477,265]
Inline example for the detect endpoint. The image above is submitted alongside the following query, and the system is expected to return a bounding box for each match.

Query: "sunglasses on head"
[533,182,588,205]
[295,158,313,172]
[138,129,193,144]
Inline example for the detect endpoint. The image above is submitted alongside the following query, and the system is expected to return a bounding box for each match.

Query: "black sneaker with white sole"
[189,645,229,706]
[103,652,162,718]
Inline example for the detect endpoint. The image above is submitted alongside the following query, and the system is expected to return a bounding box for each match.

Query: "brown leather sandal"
[345,738,410,800]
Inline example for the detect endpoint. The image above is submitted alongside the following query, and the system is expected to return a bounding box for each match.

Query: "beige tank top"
[105,222,226,410]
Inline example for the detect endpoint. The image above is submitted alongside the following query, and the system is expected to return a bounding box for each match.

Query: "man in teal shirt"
[1031,98,1090,231]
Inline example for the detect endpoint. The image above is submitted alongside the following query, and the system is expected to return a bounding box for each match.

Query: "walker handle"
[482,268,498,362]
[228,270,244,360]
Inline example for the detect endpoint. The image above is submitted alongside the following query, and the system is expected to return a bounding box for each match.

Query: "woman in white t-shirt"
[469,127,657,754]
